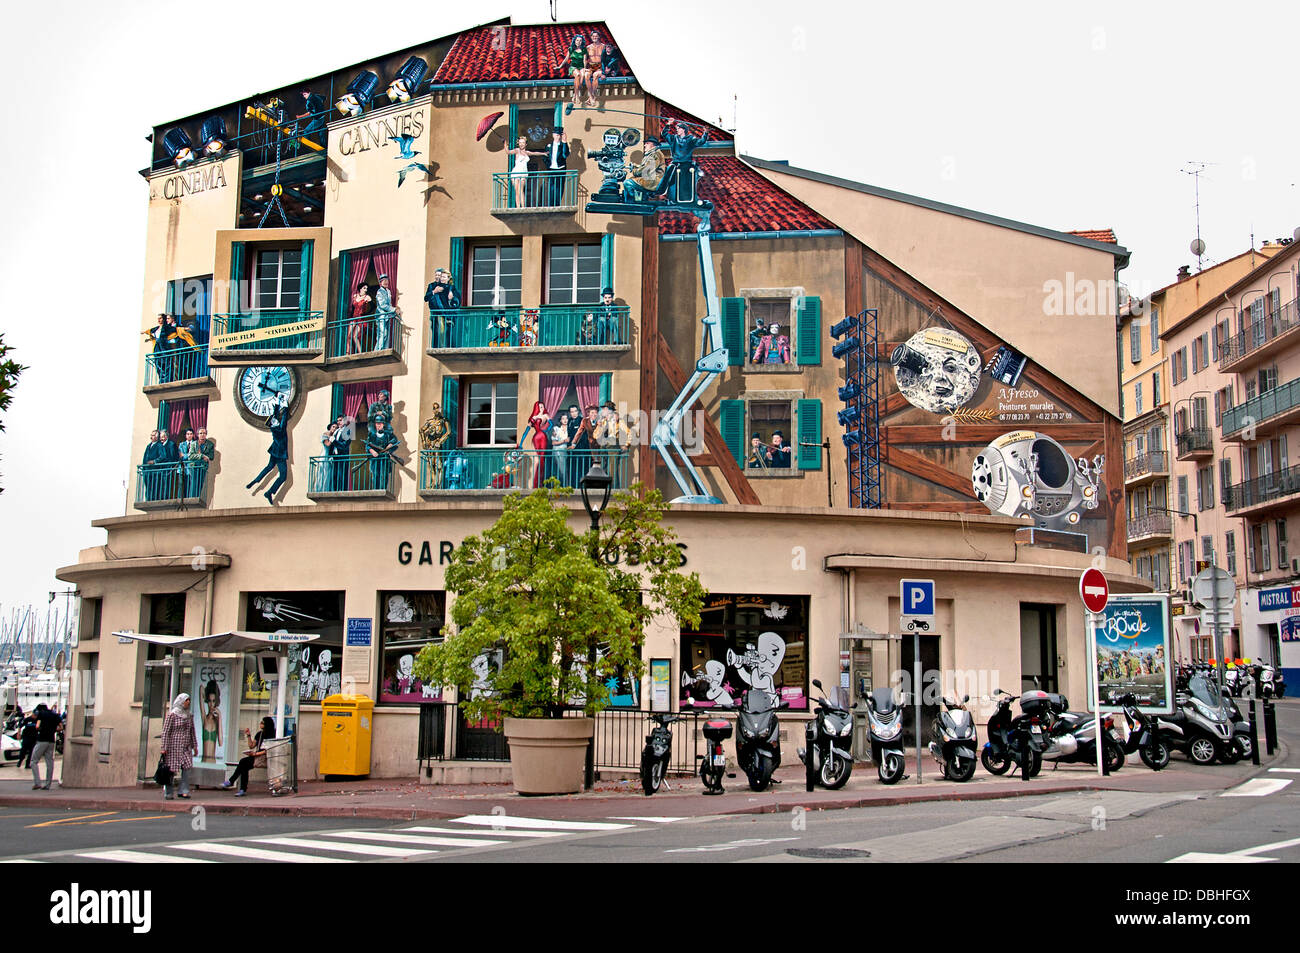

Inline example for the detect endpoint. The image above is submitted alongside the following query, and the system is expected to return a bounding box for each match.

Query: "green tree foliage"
[413,483,705,721]
[0,334,27,494]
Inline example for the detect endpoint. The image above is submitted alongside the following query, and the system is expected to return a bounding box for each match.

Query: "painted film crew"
[374,274,399,351]
[424,268,461,348]
[246,402,290,504]
[623,137,667,204]
[366,417,400,490]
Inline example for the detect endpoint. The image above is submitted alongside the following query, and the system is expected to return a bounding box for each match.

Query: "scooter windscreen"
[868,686,898,716]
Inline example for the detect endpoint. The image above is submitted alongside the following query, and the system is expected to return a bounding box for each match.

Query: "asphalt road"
[4,701,1294,864]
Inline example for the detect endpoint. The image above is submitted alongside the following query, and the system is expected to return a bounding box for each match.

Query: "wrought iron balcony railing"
[144,345,212,387]
[1175,427,1213,456]
[1124,451,1168,481]
[428,305,630,350]
[325,315,403,361]
[491,170,580,213]
[210,310,325,355]
[1126,512,1171,540]
[418,448,630,493]
[135,462,209,509]
[1222,463,1300,513]
[308,454,397,498]
[1218,294,1300,369]
[1221,377,1300,438]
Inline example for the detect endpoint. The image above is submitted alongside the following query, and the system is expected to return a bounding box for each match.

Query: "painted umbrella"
[476,111,505,141]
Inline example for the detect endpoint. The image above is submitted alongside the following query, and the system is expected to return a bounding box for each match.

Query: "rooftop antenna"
[549,0,558,21]
[1183,161,1210,271]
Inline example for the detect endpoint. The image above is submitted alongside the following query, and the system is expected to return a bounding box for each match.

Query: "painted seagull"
[389,134,421,159]
[398,162,432,187]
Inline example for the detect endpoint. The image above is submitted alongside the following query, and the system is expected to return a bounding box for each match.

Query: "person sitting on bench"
[220,717,275,796]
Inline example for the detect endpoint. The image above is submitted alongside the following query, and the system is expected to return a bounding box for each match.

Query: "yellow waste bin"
[320,694,374,777]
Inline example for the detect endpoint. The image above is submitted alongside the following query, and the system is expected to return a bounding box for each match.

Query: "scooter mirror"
[812,678,823,690]
[962,694,970,703]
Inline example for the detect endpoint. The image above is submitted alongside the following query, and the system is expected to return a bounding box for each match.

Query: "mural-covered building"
[58,18,1140,786]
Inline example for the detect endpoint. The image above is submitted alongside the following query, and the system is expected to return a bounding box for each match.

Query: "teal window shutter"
[165,280,178,315]
[229,241,245,313]
[797,295,822,365]
[299,240,313,313]
[337,250,351,321]
[797,399,822,470]
[157,401,168,431]
[553,103,564,130]
[600,233,614,291]
[330,383,344,421]
[721,297,745,366]
[720,399,745,464]
[507,104,518,172]
[442,376,460,449]
[598,373,611,405]
[449,237,464,289]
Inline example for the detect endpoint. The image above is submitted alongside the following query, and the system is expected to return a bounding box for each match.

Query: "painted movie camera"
[970,430,1103,529]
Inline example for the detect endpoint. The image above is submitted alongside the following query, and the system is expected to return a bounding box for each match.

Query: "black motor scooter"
[699,716,732,795]
[866,686,907,784]
[736,689,785,792]
[1111,692,1171,770]
[928,694,978,781]
[639,712,682,795]
[982,689,1035,776]
[799,679,854,791]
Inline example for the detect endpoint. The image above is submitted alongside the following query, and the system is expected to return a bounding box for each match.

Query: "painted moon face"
[892,328,982,414]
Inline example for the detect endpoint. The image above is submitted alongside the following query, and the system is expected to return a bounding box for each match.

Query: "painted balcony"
[209,310,325,363]
[1175,427,1213,459]
[426,305,631,353]
[144,345,214,393]
[1126,512,1171,543]
[135,462,209,511]
[418,448,630,495]
[1221,377,1300,442]
[1222,463,1300,517]
[1123,450,1167,486]
[490,170,580,214]
[324,315,404,365]
[307,455,397,501]
[1218,295,1300,372]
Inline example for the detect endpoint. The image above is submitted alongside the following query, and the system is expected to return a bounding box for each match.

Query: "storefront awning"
[111,630,319,653]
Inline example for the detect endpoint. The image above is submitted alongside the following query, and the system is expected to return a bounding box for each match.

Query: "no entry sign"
[1079,568,1109,614]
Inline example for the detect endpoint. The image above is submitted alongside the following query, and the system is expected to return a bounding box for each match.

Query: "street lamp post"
[579,462,613,790]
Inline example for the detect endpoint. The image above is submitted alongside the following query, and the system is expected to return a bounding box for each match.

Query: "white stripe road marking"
[607,816,688,824]
[1221,778,1293,797]
[319,830,509,849]
[1168,836,1300,863]
[251,836,432,857]
[76,849,214,863]
[448,815,632,832]
[1267,767,1300,773]
[173,842,356,863]
[402,825,564,839]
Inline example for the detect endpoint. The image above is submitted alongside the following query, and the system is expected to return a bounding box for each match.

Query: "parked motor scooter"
[799,679,854,791]
[982,689,1032,776]
[1220,690,1253,762]
[928,695,978,781]
[1038,693,1126,772]
[735,689,785,792]
[1164,672,1235,764]
[639,712,683,795]
[866,686,907,784]
[1109,692,1173,770]
[698,717,732,795]
[1224,666,1241,697]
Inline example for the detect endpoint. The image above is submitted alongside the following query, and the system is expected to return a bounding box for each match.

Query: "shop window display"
[378,591,446,704]
[679,594,809,710]
[244,591,343,703]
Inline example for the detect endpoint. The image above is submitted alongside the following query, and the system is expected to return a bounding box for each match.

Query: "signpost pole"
[914,630,922,785]
[1088,611,1104,778]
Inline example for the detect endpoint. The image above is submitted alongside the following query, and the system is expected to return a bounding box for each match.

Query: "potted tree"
[413,481,705,794]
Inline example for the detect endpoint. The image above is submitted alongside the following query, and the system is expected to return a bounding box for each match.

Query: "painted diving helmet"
[970,430,1102,529]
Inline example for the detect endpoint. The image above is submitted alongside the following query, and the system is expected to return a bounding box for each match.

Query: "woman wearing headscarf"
[161,693,198,800]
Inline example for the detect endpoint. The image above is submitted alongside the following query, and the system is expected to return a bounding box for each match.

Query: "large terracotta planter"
[503,717,595,795]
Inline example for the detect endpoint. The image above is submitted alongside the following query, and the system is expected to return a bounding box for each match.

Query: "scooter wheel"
[949,757,976,782]
[1236,734,1253,759]
[879,753,905,785]
[640,752,664,795]
[1188,736,1217,765]
[821,754,852,790]
[981,747,1012,776]
[1139,741,1170,771]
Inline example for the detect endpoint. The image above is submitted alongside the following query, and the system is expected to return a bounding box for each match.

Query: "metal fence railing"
[428,305,630,350]
[135,462,209,508]
[308,454,395,495]
[211,310,325,354]
[1222,463,1300,512]
[1219,295,1300,369]
[325,315,403,361]
[1176,426,1213,455]
[491,170,580,212]
[418,448,630,493]
[1123,450,1167,481]
[1221,377,1300,438]
[145,345,211,387]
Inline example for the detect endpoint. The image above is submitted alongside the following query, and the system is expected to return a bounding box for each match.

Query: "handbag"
[154,755,173,787]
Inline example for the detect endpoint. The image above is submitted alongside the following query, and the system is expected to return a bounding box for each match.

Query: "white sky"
[2,0,1299,612]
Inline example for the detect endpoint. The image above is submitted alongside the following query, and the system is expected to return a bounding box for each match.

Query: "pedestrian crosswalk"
[18,815,653,864]
[1220,777,1293,797]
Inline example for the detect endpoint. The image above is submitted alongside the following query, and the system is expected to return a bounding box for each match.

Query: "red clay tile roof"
[432,22,634,84]
[658,156,837,235]
[657,102,730,142]
[1068,228,1117,244]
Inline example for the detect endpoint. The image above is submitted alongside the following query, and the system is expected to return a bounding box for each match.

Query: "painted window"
[255,248,302,310]
[463,377,518,446]
[545,242,602,304]
[244,591,345,704]
[679,594,810,711]
[378,591,446,704]
[469,244,523,307]
[745,400,794,469]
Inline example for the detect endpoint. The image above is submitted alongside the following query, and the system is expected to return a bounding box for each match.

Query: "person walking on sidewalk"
[161,693,198,800]
[17,710,37,769]
[221,717,275,797]
[29,704,60,790]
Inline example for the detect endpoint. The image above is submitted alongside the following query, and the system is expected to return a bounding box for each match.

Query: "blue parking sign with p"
[901,579,935,617]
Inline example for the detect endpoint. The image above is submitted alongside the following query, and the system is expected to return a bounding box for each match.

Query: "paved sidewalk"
[0,742,1283,821]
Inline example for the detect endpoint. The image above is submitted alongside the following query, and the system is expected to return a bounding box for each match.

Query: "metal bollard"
[1248,699,1261,766]
[1263,700,1278,755]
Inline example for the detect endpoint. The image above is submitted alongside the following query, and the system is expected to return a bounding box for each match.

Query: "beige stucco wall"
[755,164,1122,417]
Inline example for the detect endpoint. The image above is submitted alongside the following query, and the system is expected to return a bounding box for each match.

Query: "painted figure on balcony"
[544,130,570,206]
[349,282,371,354]
[752,322,792,365]
[179,428,202,498]
[508,136,545,209]
[576,312,599,346]
[320,420,343,492]
[557,34,588,110]
[246,403,290,505]
[165,313,197,349]
[369,390,394,432]
[488,310,515,347]
[747,432,769,470]
[622,137,666,204]
[420,405,451,490]
[597,287,621,345]
[526,400,551,489]
[366,417,400,490]
[424,268,461,348]
[374,275,399,351]
[550,412,571,485]
[142,429,164,501]
[583,30,606,108]
[143,314,174,383]
[520,310,538,347]
[767,430,792,468]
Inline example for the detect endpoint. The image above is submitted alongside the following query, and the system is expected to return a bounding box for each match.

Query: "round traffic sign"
[1080,568,1109,614]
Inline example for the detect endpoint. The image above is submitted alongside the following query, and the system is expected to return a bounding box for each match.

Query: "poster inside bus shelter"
[1088,593,1173,714]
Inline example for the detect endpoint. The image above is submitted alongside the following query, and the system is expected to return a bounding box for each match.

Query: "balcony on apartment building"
[1124,450,1168,486]
[210,309,327,362]
[307,455,397,502]
[1175,426,1214,459]
[426,306,632,354]
[324,314,404,366]
[1218,294,1300,372]
[135,462,209,511]
[1126,511,1172,543]
[490,171,582,215]
[1222,462,1300,517]
[1221,377,1300,442]
[417,448,630,496]
[143,345,215,394]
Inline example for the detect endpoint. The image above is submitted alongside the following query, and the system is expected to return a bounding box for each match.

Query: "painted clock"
[235,365,300,424]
